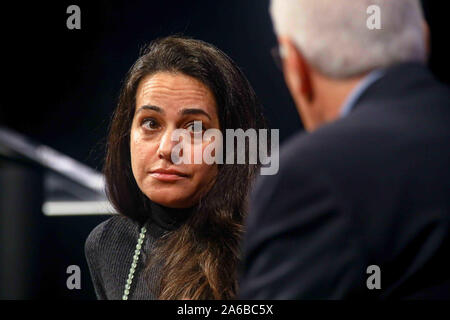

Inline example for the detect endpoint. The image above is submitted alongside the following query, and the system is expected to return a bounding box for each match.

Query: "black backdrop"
[0,0,448,299]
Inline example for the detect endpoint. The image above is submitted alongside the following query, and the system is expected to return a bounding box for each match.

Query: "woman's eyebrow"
[136,105,211,120]
[180,108,211,120]
[136,105,163,114]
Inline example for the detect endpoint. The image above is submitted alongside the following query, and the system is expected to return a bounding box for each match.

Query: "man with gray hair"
[239,0,450,299]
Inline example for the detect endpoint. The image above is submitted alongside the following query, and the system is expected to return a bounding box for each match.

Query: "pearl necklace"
[122,225,147,300]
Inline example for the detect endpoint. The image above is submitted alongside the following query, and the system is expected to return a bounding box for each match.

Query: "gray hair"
[270,0,427,78]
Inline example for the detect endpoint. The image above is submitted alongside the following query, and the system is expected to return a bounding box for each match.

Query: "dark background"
[0,0,448,299]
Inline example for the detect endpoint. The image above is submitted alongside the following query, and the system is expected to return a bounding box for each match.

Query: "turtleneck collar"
[146,201,193,238]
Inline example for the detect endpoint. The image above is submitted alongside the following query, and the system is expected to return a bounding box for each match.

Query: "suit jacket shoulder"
[241,63,450,299]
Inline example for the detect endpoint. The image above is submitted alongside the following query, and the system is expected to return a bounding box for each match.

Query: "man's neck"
[314,72,366,124]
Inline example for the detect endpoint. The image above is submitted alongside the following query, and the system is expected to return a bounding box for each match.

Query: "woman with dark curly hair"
[85,35,267,300]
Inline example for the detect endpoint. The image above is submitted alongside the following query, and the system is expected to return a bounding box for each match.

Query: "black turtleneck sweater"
[84,202,192,300]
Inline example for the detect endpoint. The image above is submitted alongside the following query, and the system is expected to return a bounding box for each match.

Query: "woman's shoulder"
[85,215,140,261]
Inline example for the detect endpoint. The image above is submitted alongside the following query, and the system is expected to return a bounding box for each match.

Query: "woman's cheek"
[131,139,156,180]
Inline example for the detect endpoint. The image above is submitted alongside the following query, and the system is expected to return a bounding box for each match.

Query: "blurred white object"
[0,126,114,216]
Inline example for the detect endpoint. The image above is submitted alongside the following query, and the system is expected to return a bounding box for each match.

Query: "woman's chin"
[147,194,194,209]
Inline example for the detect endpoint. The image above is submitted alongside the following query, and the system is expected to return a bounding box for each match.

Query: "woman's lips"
[149,170,189,182]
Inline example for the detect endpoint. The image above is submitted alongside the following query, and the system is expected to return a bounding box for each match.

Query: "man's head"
[270,0,429,131]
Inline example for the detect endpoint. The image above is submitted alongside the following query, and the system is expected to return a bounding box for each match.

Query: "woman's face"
[130,71,220,208]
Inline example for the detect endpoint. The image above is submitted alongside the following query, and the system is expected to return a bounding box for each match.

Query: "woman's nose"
[157,128,179,161]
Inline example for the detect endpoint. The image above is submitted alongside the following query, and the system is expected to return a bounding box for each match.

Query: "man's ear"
[422,20,431,61]
[279,37,313,103]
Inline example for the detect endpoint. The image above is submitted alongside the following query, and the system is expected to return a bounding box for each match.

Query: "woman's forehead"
[136,72,216,113]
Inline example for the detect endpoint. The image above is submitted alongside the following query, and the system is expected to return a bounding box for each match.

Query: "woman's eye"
[186,122,205,133]
[142,118,160,130]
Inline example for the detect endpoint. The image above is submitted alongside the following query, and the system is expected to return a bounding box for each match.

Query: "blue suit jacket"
[239,62,450,299]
